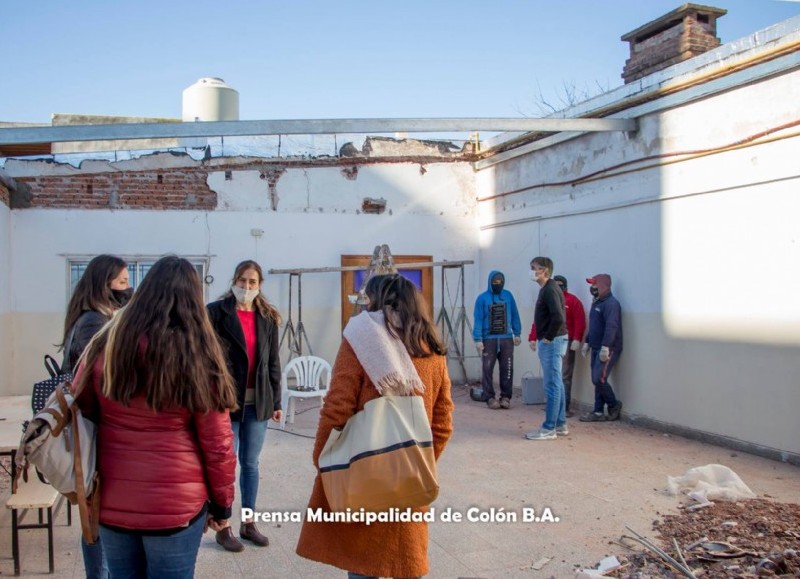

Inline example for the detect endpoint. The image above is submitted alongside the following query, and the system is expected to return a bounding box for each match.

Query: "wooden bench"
[5,473,71,575]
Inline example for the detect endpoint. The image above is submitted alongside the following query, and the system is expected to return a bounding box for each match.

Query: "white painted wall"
[0,201,10,394]
[476,69,800,456]
[5,161,481,398]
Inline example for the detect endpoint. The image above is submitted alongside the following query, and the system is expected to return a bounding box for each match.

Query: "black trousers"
[562,348,576,412]
[480,337,514,400]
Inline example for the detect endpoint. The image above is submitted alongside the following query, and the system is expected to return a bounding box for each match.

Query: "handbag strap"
[44,355,62,379]
[71,403,99,543]
[59,324,78,374]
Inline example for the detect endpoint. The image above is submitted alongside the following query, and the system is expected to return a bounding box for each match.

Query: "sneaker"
[486,398,501,410]
[556,424,569,436]
[579,412,607,422]
[608,401,623,421]
[524,428,557,440]
[499,397,511,409]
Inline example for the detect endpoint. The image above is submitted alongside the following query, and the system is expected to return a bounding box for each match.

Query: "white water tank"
[182,77,239,122]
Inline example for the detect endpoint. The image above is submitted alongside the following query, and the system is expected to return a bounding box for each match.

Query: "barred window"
[67,256,209,299]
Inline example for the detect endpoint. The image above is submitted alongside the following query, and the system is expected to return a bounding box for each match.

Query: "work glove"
[514,336,521,347]
[599,346,610,362]
[529,340,537,352]
[581,343,590,358]
[570,339,580,351]
[475,341,484,353]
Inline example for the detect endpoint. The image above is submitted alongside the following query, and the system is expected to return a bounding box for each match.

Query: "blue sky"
[3,1,799,123]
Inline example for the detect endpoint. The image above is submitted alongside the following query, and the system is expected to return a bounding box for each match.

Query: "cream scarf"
[342,311,424,396]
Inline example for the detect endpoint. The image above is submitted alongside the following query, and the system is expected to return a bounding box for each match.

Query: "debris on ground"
[576,555,621,577]
[602,498,800,578]
[531,556,551,570]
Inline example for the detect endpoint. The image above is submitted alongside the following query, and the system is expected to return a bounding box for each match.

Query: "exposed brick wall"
[622,7,724,84]
[14,169,216,210]
[0,183,8,207]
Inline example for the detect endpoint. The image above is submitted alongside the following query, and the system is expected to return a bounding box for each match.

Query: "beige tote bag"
[319,395,438,513]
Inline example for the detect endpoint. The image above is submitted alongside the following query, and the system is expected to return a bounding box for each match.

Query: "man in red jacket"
[529,275,586,417]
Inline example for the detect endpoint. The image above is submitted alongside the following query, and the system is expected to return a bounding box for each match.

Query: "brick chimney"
[621,3,727,84]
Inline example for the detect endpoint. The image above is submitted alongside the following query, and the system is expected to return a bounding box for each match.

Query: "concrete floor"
[2,385,799,577]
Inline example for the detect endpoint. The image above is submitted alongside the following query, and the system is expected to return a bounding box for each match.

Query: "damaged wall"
[0,148,479,396]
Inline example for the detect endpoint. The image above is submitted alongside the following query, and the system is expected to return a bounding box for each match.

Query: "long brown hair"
[75,256,237,412]
[62,255,127,348]
[220,260,281,325]
[365,274,447,358]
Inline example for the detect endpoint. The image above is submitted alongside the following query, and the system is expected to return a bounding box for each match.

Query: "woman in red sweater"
[74,255,238,578]
[207,260,283,551]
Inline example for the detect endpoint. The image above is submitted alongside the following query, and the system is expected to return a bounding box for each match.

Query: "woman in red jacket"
[74,255,238,578]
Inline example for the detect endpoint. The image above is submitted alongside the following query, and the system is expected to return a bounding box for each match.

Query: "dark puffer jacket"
[75,354,236,530]
[63,311,109,373]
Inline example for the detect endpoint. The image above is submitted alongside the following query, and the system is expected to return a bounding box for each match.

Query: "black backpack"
[31,327,76,416]
[31,355,74,416]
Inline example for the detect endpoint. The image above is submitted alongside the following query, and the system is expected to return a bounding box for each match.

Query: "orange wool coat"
[295,339,454,577]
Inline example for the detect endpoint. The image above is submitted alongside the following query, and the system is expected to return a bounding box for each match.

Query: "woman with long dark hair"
[74,256,237,578]
[296,273,454,578]
[62,254,130,579]
[207,259,283,552]
[62,254,131,372]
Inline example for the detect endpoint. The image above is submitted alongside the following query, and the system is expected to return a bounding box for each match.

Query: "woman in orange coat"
[296,273,454,578]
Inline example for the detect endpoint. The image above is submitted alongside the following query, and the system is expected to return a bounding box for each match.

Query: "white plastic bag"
[666,464,756,502]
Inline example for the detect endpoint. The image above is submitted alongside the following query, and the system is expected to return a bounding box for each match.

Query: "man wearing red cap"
[580,274,623,422]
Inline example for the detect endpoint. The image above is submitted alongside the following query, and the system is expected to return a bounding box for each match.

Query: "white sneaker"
[524,428,557,440]
[556,425,569,436]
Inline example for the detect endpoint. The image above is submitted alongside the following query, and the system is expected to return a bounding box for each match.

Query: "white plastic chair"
[280,355,332,428]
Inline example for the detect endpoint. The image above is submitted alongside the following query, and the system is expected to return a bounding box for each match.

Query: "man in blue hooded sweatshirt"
[473,270,522,409]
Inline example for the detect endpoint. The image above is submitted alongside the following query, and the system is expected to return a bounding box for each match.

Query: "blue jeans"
[480,337,514,399]
[538,335,568,430]
[591,348,621,413]
[231,404,269,511]
[99,511,205,579]
[81,536,109,579]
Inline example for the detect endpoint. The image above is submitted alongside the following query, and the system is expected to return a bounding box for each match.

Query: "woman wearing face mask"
[61,254,130,579]
[207,260,283,552]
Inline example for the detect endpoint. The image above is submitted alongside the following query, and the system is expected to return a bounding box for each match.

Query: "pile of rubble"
[607,499,800,578]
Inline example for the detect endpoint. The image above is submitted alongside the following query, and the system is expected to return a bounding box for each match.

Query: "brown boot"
[240,522,269,547]
[216,526,245,552]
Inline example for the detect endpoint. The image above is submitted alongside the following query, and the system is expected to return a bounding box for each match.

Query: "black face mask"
[590,286,599,298]
[111,287,134,307]
[491,275,504,294]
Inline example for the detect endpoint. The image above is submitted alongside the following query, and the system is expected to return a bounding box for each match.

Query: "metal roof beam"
[0,118,636,145]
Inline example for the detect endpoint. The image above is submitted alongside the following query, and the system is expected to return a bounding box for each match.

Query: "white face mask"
[529,270,538,282]
[232,285,260,305]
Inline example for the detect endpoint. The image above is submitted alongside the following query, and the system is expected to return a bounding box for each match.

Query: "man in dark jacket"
[528,275,586,417]
[580,273,624,422]
[525,257,568,440]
